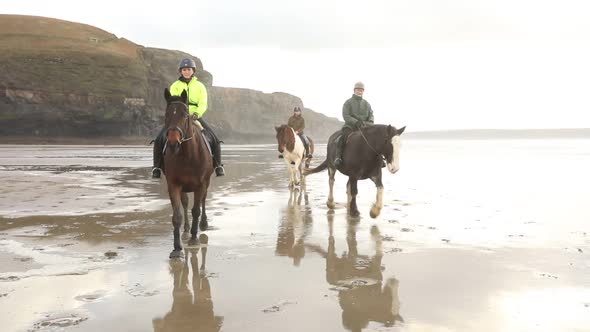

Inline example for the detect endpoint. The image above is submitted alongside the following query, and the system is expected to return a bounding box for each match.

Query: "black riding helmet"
[179,58,197,71]
[293,106,302,113]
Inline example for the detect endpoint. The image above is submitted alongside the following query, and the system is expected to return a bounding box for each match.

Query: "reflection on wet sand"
[275,187,313,266]
[153,234,223,332]
[308,214,403,331]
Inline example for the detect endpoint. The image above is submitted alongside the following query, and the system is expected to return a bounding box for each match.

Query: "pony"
[162,88,214,258]
[275,124,314,187]
[304,124,405,217]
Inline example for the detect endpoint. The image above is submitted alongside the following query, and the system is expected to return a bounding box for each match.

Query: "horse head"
[164,88,191,154]
[275,125,294,153]
[380,125,406,174]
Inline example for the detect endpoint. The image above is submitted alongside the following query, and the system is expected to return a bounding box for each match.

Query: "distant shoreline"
[405,128,590,139]
[1,129,588,145]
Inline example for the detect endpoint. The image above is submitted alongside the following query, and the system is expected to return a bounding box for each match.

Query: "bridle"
[166,101,194,145]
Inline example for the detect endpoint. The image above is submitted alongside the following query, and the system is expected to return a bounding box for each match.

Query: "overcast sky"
[3,0,590,130]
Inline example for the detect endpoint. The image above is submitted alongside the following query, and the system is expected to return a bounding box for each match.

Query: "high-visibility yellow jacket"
[169,77,208,118]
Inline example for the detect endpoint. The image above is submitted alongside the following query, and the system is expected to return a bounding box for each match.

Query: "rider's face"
[354,88,364,97]
[180,67,194,79]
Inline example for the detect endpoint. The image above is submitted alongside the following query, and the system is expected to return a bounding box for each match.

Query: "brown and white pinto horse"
[275,125,314,187]
[163,88,214,259]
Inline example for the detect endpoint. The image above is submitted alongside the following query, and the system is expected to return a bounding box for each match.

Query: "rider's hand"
[192,113,199,121]
[356,120,365,129]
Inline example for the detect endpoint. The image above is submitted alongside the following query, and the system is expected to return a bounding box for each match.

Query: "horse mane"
[278,124,295,151]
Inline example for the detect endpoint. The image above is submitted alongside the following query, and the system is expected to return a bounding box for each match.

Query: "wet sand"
[0,141,589,332]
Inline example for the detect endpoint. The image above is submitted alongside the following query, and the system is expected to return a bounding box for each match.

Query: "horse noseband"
[167,126,185,141]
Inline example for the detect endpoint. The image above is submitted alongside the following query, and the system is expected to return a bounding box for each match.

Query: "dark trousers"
[297,132,309,156]
[336,127,354,160]
[152,118,223,170]
[199,118,223,167]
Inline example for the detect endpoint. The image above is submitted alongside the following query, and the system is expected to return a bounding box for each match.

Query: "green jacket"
[342,94,374,129]
[169,77,208,118]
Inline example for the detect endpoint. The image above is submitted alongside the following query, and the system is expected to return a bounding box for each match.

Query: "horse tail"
[303,158,328,175]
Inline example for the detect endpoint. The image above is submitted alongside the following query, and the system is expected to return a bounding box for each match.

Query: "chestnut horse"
[275,125,314,187]
[304,124,405,218]
[163,88,214,258]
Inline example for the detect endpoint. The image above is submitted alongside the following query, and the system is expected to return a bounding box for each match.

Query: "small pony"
[275,124,314,187]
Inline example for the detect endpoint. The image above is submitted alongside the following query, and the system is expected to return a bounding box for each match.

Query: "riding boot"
[333,144,344,167]
[152,128,166,178]
[334,129,350,167]
[213,142,225,177]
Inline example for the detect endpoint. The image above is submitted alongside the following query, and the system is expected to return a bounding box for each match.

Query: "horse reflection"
[275,187,314,266]
[153,234,223,332]
[307,216,403,331]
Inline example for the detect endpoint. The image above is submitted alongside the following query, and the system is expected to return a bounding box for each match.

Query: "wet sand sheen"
[0,142,589,332]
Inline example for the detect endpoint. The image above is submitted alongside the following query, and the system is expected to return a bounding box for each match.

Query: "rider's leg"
[152,127,166,178]
[199,118,225,177]
[298,133,310,157]
[334,127,352,167]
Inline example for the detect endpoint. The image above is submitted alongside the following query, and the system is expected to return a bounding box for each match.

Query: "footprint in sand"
[31,313,88,330]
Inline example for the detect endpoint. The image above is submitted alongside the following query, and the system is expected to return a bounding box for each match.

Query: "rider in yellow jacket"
[152,58,225,178]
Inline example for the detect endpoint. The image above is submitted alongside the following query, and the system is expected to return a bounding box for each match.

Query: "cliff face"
[208,88,341,142]
[0,15,342,143]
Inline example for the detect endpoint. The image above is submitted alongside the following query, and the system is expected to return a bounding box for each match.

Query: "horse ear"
[387,125,395,137]
[180,90,188,104]
[164,88,171,103]
[397,126,406,135]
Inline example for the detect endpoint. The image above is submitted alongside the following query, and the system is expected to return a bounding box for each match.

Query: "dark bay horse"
[163,88,214,258]
[275,125,314,187]
[305,124,405,217]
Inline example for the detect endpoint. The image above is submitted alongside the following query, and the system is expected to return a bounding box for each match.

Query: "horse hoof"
[181,232,190,240]
[370,207,381,219]
[199,220,208,231]
[169,250,184,259]
[350,210,360,217]
[187,238,200,247]
[327,201,335,209]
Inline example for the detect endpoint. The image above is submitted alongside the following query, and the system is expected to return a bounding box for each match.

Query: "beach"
[0,139,589,332]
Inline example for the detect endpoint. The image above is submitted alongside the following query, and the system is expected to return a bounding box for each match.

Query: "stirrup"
[214,166,225,177]
[151,167,162,179]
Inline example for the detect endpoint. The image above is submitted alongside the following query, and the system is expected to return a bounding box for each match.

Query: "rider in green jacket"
[333,81,374,167]
[152,58,225,178]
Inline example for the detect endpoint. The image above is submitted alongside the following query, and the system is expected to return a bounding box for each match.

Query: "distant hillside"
[406,128,590,139]
[0,15,342,143]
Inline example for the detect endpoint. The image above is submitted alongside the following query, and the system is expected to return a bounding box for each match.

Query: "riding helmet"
[179,58,197,71]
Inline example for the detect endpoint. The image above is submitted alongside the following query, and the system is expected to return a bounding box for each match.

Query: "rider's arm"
[193,81,208,118]
[366,101,374,124]
[342,100,359,127]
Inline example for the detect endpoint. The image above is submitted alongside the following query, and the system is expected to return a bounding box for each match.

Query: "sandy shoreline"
[0,142,589,331]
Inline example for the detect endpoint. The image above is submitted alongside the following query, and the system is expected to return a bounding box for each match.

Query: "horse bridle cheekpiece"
[165,101,194,151]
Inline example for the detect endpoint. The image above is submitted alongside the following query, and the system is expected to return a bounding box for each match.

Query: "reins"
[358,128,381,157]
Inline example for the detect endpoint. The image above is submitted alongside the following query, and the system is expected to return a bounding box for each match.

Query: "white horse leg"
[370,175,385,218]
[294,160,301,186]
[327,167,336,209]
[285,158,294,187]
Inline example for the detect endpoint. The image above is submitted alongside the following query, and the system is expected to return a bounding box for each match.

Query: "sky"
[3,0,590,130]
